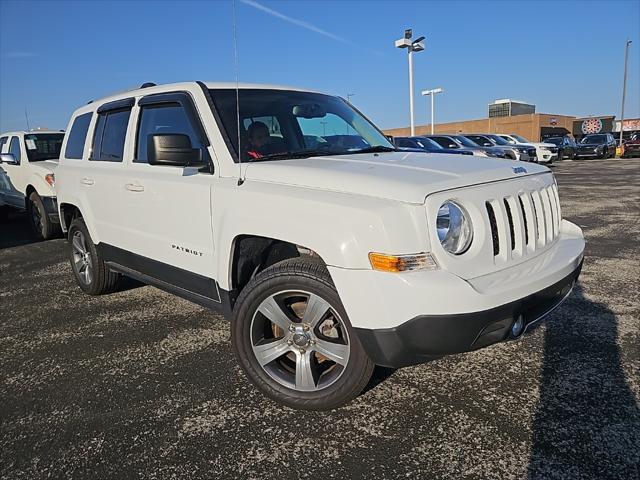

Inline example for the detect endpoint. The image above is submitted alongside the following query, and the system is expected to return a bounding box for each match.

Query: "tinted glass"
[453,135,480,148]
[9,136,21,163]
[486,135,510,146]
[395,138,414,148]
[512,134,529,143]
[545,138,562,145]
[209,89,393,162]
[92,109,130,161]
[0,136,7,152]
[466,135,493,147]
[65,113,93,159]
[24,133,64,162]
[136,104,202,163]
[416,137,442,149]
[582,134,607,144]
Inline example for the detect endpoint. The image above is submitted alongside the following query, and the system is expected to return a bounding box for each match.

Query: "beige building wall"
[384,113,576,142]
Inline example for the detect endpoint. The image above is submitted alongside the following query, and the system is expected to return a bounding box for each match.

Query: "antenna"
[232,0,244,186]
[24,107,31,130]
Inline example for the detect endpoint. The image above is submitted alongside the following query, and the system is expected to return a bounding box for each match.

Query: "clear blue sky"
[1,0,638,132]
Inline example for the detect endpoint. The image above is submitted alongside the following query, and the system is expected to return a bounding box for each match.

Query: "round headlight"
[436,201,473,255]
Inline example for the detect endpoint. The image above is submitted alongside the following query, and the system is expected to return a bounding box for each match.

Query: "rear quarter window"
[91,109,131,162]
[65,112,93,159]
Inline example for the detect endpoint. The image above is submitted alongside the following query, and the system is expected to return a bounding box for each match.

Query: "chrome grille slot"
[484,181,562,262]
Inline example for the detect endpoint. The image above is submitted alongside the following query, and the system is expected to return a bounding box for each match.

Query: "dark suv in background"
[546,136,578,160]
[576,133,617,159]
[393,136,473,155]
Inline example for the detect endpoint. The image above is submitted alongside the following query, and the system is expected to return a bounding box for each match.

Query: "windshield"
[465,135,494,147]
[546,137,562,145]
[415,137,442,150]
[24,133,64,162]
[486,134,511,146]
[582,134,607,144]
[209,89,394,162]
[511,134,529,143]
[452,135,479,148]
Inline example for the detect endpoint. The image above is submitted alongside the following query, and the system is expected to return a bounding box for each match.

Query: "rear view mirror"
[293,103,327,119]
[147,134,204,167]
[0,153,17,165]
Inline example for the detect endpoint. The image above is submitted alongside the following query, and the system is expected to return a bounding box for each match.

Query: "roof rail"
[140,82,156,89]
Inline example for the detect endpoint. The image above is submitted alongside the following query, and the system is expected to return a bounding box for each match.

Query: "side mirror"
[147,134,204,167]
[0,153,17,165]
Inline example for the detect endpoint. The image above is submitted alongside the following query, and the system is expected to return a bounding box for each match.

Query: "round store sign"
[581,118,603,134]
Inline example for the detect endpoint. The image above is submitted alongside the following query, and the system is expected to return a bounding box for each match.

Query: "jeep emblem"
[512,166,527,174]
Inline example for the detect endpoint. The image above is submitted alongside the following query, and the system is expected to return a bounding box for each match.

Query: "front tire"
[232,258,374,410]
[28,192,59,240]
[67,217,121,295]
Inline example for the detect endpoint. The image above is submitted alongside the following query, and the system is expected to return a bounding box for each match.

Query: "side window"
[135,104,203,163]
[0,136,7,153]
[9,136,21,164]
[65,112,93,159]
[91,109,131,162]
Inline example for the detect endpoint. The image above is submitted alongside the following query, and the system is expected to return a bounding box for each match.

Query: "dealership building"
[384,98,639,143]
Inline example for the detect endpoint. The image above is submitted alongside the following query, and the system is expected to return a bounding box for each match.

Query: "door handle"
[80,177,94,186]
[125,183,144,192]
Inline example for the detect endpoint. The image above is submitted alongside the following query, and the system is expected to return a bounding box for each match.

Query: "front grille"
[485,183,561,261]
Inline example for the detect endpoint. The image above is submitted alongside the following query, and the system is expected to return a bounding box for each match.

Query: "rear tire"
[67,217,121,295]
[28,192,59,240]
[232,257,374,410]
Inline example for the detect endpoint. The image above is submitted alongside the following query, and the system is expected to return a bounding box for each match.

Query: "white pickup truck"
[0,130,64,238]
[55,82,585,410]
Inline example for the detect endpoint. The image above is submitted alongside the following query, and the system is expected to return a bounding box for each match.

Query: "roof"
[490,98,535,106]
[0,130,63,136]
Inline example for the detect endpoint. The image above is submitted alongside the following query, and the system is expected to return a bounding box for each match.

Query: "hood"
[244,151,549,204]
[28,159,58,174]
[532,142,556,148]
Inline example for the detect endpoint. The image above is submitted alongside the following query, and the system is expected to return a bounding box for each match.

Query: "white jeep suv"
[55,82,585,410]
[0,130,64,238]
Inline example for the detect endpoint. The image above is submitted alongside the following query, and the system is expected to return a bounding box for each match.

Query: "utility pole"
[619,39,632,149]
[395,29,425,136]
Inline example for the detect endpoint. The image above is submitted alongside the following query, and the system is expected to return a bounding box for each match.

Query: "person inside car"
[245,121,287,160]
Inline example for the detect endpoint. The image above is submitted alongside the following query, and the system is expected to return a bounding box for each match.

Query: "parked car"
[425,134,506,158]
[394,136,473,155]
[575,133,617,159]
[56,81,585,410]
[545,136,578,160]
[0,130,64,238]
[498,134,558,164]
[463,134,537,162]
[622,135,640,158]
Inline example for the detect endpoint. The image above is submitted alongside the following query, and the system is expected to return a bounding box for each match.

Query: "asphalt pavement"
[1,158,638,479]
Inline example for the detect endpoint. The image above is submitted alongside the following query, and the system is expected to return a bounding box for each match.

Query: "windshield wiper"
[346,145,397,155]
[249,149,340,162]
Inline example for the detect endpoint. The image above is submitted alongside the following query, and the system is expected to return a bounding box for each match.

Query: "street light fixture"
[421,87,444,135]
[395,29,425,136]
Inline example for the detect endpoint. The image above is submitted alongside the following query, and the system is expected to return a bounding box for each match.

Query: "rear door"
[109,91,218,301]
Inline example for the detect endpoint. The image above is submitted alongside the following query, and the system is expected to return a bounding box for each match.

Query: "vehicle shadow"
[527,285,640,478]
[0,211,43,249]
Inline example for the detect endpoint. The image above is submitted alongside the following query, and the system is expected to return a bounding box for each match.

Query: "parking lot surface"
[1,159,639,480]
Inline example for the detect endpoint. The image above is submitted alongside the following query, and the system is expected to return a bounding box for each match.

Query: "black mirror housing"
[147,134,204,167]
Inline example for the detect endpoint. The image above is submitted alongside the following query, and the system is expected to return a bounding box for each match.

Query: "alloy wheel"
[71,230,93,285]
[250,290,350,392]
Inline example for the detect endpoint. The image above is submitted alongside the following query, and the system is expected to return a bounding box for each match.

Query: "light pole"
[421,87,444,134]
[619,39,632,148]
[346,93,355,104]
[395,29,425,136]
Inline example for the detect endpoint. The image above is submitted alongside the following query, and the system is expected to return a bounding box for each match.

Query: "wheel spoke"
[253,338,290,366]
[302,293,331,328]
[73,253,83,270]
[84,263,92,285]
[313,338,349,366]
[295,352,316,391]
[257,296,291,331]
[72,235,84,254]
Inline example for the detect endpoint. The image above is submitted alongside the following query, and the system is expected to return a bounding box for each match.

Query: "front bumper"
[329,220,585,367]
[354,260,582,367]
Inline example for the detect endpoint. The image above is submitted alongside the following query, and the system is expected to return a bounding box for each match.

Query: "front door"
[111,93,218,301]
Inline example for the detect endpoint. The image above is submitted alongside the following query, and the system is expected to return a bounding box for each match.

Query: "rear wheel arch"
[60,203,83,232]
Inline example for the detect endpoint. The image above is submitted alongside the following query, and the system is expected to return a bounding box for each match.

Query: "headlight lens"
[436,201,473,255]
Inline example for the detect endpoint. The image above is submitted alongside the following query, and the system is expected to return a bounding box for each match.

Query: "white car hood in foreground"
[244,151,549,204]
